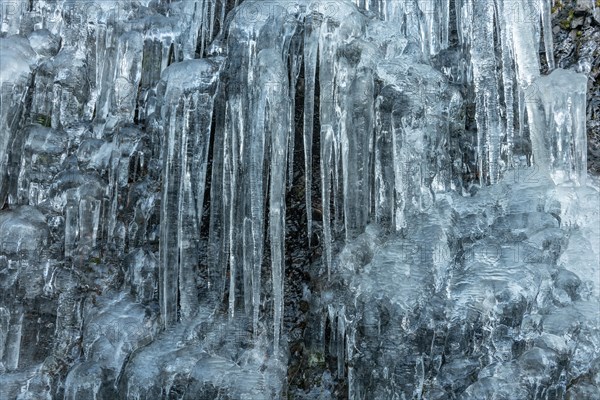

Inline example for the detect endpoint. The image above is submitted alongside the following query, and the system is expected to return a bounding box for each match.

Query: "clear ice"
[0,0,598,399]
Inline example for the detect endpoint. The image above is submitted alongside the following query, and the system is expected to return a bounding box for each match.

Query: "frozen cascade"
[0,0,598,399]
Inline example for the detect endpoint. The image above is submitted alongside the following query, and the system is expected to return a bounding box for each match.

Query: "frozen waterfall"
[0,0,598,399]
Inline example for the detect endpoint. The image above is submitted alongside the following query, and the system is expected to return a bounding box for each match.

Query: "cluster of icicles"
[0,0,587,354]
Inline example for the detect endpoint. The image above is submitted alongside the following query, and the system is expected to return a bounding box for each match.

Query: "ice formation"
[0,0,598,399]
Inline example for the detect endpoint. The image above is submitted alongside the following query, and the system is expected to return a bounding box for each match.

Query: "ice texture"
[0,0,598,399]
[326,171,600,399]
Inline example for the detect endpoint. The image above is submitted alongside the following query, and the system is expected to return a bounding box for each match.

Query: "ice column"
[261,48,291,353]
[314,4,366,272]
[158,59,221,328]
[531,69,588,185]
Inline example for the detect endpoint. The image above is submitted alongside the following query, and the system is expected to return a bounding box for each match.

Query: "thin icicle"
[287,34,303,190]
[303,14,321,248]
[540,0,556,71]
[347,326,356,400]
[200,0,209,56]
[321,124,334,278]
[208,0,216,47]
[337,305,346,379]
[248,80,266,331]
[227,99,242,320]
[327,304,337,356]
[242,217,252,315]
[261,47,291,354]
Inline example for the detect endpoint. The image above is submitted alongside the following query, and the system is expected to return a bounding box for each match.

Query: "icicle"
[226,98,242,321]
[317,20,339,277]
[509,0,547,171]
[470,0,501,184]
[159,100,181,328]
[247,79,266,330]
[517,86,527,160]
[157,60,220,328]
[4,309,23,371]
[327,304,336,356]
[337,305,346,379]
[199,0,210,57]
[338,54,353,241]
[321,124,334,278]
[497,0,516,166]
[302,14,321,235]
[208,0,216,46]
[392,114,407,231]
[418,0,451,56]
[374,89,396,228]
[540,0,556,71]
[207,89,228,307]
[332,118,344,238]
[219,0,227,38]
[78,198,101,251]
[181,0,203,59]
[343,68,374,239]
[242,217,253,315]
[287,43,298,190]
[257,47,291,354]
[439,0,451,51]
[346,325,356,400]
[64,202,78,258]
[114,31,143,122]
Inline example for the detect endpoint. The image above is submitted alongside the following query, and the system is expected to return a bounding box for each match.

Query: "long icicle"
[303,13,321,248]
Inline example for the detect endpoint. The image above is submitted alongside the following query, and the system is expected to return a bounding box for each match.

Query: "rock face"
[0,1,598,399]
